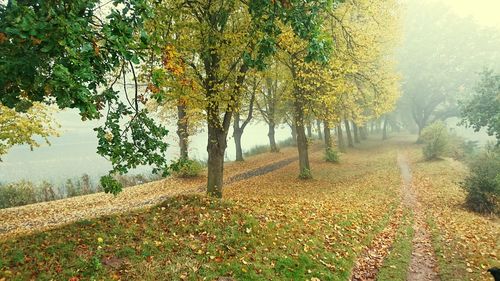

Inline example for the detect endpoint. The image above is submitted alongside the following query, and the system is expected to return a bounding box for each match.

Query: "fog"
[1,0,499,184]
[0,109,293,184]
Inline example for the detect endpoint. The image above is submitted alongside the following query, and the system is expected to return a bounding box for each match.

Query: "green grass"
[376,209,414,281]
[0,194,400,281]
[0,137,414,281]
[426,217,475,281]
[0,195,371,280]
[243,137,295,157]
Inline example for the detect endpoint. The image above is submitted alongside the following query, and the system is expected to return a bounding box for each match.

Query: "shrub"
[171,158,203,178]
[0,181,37,209]
[324,147,340,163]
[298,168,312,179]
[461,145,500,215]
[38,181,57,202]
[420,122,450,160]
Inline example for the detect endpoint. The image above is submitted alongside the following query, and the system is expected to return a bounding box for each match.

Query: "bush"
[0,181,37,209]
[171,158,203,178]
[420,122,450,160]
[461,145,500,215]
[324,147,340,163]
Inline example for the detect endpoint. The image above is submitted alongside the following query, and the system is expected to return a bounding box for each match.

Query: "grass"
[0,195,392,280]
[408,148,499,281]
[243,137,295,157]
[0,137,406,280]
[4,136,493,280]
[376,209,414,281]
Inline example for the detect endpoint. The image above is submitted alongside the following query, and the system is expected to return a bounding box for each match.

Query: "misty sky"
[439,0,500,28]
[1,0,499,184]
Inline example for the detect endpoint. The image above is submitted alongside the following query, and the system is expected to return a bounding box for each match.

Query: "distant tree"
[256,63,290,153]
[460,71,500,144]
[397,0,500,137]
[0,103,59,160]
[420,121,449,160]
[233,74,258,161]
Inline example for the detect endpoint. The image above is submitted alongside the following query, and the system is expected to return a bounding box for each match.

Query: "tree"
[255,63,290,152]
[1,0,169,194]
[397,0,500,137]
[0,103,59,159]
[233,74,258,161]
[149,0,336,197]
[460,70,500,143]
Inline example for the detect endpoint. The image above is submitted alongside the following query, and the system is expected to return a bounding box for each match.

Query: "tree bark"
[316,119,323,140]
[290,123,297,145]
[268,121,279,152]
[207,114,227,198]
[344,119,354,148]
[323,120,331,149]
[233,113,244,161]
[295,112,311,178]
[292,83,311,178]
[177,104,189,159]
[360,126,368,140]
[382,116,389,140]
[352,122,360,144]
[337,125,346,152]
[306,123,313,139]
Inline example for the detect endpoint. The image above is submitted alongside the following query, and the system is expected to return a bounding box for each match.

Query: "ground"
[0,136,498,281]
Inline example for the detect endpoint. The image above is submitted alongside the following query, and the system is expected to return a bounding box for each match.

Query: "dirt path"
[350,152,440,281]
[0,147,310,241]
[397,153,439,281]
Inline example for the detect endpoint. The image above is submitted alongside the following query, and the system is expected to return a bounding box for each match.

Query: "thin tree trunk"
[295,114,311,178]
[344,119,354,148]
[382,116,389,140]
[290,123,297,145]
[177,104,189,159]
[293,93,311,178]
[306,123,313,139]
[353,122,360,143]
[360,126,368,140]
[324,120,331,149]
[233,113,244,161]
[268,121,279,152]
[337,125,346,152]
[317,120,323,140]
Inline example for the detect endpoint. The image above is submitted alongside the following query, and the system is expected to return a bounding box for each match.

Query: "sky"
[428,0,500,29]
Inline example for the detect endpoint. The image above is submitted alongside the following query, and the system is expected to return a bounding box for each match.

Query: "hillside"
[0,137,498,281]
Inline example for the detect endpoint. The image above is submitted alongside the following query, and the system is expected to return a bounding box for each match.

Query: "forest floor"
[0,135,498,281]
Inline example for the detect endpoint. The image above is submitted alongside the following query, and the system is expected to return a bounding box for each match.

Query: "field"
[0,136,498,281]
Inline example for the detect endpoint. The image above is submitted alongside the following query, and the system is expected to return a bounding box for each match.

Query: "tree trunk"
[360,126,368,140]
[337,125,346,152]
[323,120,331,149]
[352,122,360,143]
[233,113,244,161]
[306,123,313,139]
[382,116,389,140]
[207,117,227,198]
[290,123,297,145]
[344,119,354,148]
[295,115,311,178]
[268,121,279,152]
[317,120,323,140]
[177,104,189,159]
[293,96,311,179]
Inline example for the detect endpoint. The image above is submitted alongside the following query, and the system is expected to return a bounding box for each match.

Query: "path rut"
[398,153,439,281]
